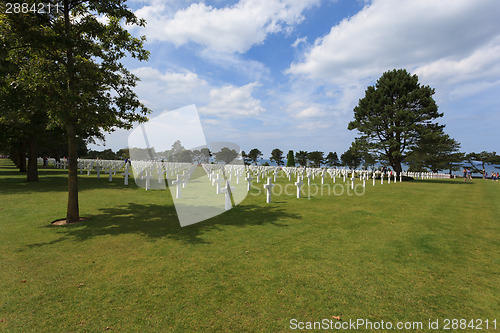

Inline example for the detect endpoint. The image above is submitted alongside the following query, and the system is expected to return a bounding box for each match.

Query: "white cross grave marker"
[122,166,131,185]
[220,180,235,210]
[245,172,254,192]
[172,174,184,199]
[263,178,274,203]
[294,176,304,199]
[214,174,223,194]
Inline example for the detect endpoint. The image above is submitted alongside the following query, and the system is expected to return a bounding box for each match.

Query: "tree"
[2,1,150,222]
[406,134,463,173]
[348,69,446,174]
[307,151,324,167]
[192,148,211,164]
[295,150,308,167]
[116,148,130,160]
[351,139,378,169]
[464,151,500,174]
[0,28,54,181]
[325,152,339,168]
[215,147,238,164]
[170,140,186,161]
[340,145,363,169]
[177,150,193,163]
[270,148,284,166]
[285,150,295,167]
[241,150,251,166]
[247,148,262,165]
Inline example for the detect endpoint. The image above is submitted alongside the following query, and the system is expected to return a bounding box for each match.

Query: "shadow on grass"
[25,202,297,247]
[0,168,140,194]
[410,179,474,185]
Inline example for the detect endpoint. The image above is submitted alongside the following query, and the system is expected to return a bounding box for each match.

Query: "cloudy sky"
[90,0,500,158]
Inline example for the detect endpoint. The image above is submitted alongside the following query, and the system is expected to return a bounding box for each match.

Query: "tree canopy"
[270,148,284,166]
[307,151,324,168]
[1,0,150,222]
[215,147,238,164]
[247,148,262,165]
[285,150,295,167]
[325,152,339,168]
[295,150,308,167]
[348,69,452,174]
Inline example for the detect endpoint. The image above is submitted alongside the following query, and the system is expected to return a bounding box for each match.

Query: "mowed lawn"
[0,159,498,332]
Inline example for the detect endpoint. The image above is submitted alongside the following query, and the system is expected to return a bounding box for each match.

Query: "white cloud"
[297,120,333,130]
[414,36,500,86]
[291,36,307,48]
[133,0,320,53]
[133,67,207,93]
[199,83,265,117]
[199,49,271,82]
[286,102,327,118]
[287,0,500,86]
[131,67,208,110]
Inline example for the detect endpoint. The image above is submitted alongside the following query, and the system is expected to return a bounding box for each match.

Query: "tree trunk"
[27,135,39,182]
[17,144,27,172]
[66,121,79,222]
[391,160,403,174]
[10,148,18,167]
[63,0,79,223]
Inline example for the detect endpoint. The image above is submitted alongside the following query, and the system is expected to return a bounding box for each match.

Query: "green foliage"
[325,152,339,168]
[85,149,116,160]
[295,150,308,167]
[307,151,324,167]
[215,147,238,164]
[285,150,295,167]
[116,148,130,160]
[351,139,378,169]
[406,134,463,173]
[348,69,444,173]
[247,148,262,165]
[1,0,151,221]
[464,151,500,174]
[241,151,251,166]
[192,148,211,164]
[340,145,363,169]
[270,148,284,166]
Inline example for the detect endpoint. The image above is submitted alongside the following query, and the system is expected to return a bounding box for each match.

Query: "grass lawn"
[0,159,499,332]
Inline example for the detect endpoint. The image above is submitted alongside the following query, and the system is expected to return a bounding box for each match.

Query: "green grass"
[0,159,499,332]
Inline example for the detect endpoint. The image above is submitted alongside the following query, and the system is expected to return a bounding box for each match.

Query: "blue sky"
[90,0,500,159]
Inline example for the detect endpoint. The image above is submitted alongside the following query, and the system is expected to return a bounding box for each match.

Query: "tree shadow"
[0,170,141,194]
[25,202,297,247]
[410,179,474,185]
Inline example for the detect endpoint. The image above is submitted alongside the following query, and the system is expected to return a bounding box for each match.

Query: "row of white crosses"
[244,166,406,204]
[49,158,453,206]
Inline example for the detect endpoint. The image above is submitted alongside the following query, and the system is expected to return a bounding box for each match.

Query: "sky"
[89,0,500,159]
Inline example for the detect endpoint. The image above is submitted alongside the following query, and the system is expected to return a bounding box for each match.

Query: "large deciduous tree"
[348,69,446,174]
[2,0,150,222]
